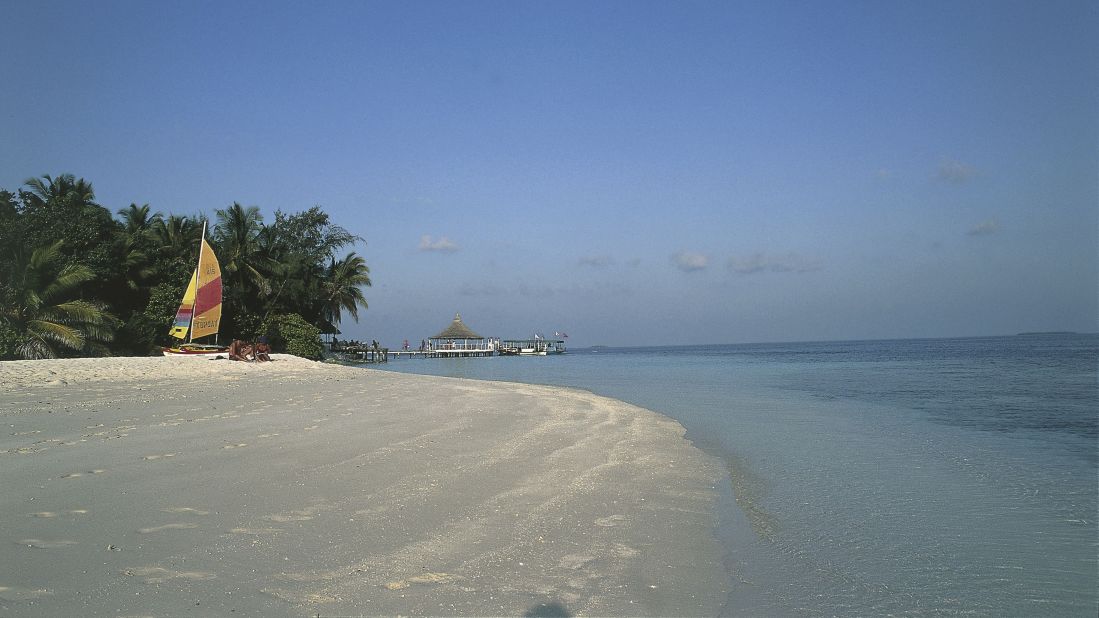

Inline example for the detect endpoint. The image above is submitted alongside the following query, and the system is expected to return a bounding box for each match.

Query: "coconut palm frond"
[45,299,111,325]
[40,264,96,303]
[4,238,117,360]
[24,319,85,357]
[17,336,54,360]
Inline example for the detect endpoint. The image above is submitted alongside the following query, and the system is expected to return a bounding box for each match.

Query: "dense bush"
[261,313,323,360]
[0,322,19,360]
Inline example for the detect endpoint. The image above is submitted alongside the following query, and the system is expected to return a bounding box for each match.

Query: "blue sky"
[3,0,1096,346]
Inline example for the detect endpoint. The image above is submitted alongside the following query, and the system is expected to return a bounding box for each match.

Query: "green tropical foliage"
[1,241,116,359]
[323,252,372,327]
[261,313,324,360]
[0,173,372,360]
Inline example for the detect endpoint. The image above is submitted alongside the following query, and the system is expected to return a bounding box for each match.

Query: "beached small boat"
[162,223,227,358]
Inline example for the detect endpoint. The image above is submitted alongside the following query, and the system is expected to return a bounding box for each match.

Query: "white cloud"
[937,158,976,183]
[418,235,460,253]
[671,251,709,272]
[728,252,822,274]
[967,219,1000,236]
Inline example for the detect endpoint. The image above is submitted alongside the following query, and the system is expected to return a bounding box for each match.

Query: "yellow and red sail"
[168,237,222,341]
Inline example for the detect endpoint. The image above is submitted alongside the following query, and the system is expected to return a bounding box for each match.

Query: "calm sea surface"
[374,334,1098,616]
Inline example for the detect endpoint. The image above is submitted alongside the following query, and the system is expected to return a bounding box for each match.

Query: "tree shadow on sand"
[523,601,572,617]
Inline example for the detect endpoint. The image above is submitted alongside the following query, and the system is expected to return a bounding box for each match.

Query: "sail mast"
[189,221,208,344]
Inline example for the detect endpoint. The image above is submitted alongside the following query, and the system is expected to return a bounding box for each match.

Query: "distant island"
[1015,331,1078,336]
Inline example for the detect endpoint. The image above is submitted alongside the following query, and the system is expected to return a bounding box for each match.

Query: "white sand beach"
[1,355,727,616]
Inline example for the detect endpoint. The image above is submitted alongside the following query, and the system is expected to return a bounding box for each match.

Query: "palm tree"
[114,204,162,292]
[118,203,163,239]
[149,214,205,285]
[18,175,119,290]
[1,240,116,359]
[22,173,98,209]
[322,251,371,327]
[214,202,271,296]
[152,214,200,257]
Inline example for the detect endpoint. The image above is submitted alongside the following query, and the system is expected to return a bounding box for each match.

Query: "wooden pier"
[388,347,495,359]
[332,347,388,363]
[331,314,563,362]
[331,346,497,362]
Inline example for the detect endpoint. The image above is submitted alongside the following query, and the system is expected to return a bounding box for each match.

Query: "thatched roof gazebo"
[432,313,483,340]
[427,313,494,357]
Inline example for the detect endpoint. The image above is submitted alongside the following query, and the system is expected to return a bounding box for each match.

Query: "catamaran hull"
[162,346,227,358]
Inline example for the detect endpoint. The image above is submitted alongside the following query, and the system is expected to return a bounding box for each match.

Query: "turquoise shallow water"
[375,334,1098,616]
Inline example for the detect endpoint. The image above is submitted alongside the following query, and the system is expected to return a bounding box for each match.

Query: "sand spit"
[1,355,727,616]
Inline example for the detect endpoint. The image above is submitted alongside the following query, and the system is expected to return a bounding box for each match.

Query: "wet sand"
[0,355,728,616]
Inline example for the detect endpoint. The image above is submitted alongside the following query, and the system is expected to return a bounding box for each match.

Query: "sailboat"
[162,223,227,357]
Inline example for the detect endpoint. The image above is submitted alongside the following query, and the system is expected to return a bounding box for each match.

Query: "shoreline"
[1,355,729,615]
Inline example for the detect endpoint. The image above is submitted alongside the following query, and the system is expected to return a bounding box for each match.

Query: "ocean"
[374,334,1098,616]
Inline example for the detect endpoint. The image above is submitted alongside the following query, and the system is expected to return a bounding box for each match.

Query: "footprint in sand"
[612,543,639,558]
[261,588,338,604]
[594,514,627,527]
[60,469,105,479]
[30,509,88,518]
[230,527,282,535]
[384,572,459,590]
[14,446,49,455]
[263,500,332,523]
[0,585,52,601]
[121,567,216,584]
[138,523,199,534]
[264,513,313,523]
[18,539,78,549]
[162,507,208,515]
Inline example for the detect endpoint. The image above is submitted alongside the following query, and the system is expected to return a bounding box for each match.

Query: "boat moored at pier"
[499,337,566,356]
